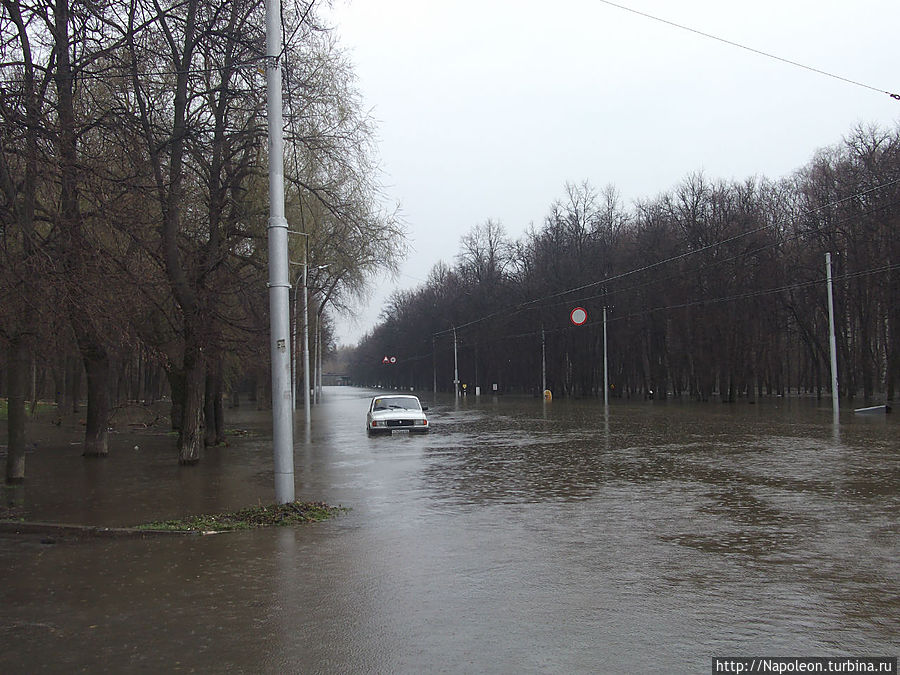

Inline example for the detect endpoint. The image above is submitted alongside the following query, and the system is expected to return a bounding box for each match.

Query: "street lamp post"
[314,313,321,403]
[291,265,310,420]
[290,255,329,417]
[264,0,293,503]
[826,252,840,424]
[453,326,459,398]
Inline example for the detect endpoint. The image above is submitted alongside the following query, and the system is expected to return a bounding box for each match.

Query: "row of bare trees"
[352,125,899,404]
[1,0,404,481]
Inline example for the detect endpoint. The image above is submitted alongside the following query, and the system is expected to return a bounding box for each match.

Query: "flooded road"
[1,388,898,673]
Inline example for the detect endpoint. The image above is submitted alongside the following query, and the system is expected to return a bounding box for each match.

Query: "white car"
[366,395,429,435]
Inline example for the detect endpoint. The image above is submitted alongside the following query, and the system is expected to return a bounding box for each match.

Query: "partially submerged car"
[366,395,429,435]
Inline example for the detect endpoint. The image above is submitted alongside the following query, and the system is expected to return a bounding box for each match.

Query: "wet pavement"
[1,387,898,673]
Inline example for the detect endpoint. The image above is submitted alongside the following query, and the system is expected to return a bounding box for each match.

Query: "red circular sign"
[570,307,587,325]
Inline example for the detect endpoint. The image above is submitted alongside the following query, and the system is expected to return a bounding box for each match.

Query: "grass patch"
[0,398,57,421]
[135,500,343,532]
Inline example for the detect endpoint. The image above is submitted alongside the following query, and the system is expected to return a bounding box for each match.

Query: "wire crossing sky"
[593,0,900,100]
[430,178,900,338]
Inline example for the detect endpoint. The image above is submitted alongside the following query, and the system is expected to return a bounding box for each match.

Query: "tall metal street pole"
[302,239,311,421]
[291,279,297,409]
[318,318,323,399]
[265,0,294,503]
[453,326,459,398]
[826,252,839,424]
[603,306,609,407]
[313,313,320,403]
[541,325,546,393]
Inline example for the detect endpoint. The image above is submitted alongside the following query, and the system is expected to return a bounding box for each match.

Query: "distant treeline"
[350,124,899,402]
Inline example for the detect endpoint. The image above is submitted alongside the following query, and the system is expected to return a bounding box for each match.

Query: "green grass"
[0,398,58,421]
[135,501,343,532]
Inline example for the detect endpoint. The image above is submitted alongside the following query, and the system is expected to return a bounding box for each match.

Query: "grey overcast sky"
[324,0,900,346]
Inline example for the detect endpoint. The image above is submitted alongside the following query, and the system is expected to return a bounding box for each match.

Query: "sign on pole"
[570,307,587,326]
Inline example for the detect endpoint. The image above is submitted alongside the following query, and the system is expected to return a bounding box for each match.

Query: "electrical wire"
[595,0,900,100]
[535,196,900,315]
[398,260,899,366]
[432,177,900,338]
[423,262,900,356]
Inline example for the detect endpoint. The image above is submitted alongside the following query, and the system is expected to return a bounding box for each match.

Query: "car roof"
[372,394,419,399]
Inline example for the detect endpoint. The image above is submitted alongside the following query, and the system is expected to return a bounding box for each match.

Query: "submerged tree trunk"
[68,356,81,413]
[178,336,205,464]
[54,355,66,416]
[166,368,185,432]
[204,357,225,446]
[80,339,110,457]
[5,339,28,483]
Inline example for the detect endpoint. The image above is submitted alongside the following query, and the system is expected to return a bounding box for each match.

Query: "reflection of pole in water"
[602,403,610,451]
[826,252,840,427]
[274,527,298,657]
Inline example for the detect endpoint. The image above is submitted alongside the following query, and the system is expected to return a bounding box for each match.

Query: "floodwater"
[1,388,897,673]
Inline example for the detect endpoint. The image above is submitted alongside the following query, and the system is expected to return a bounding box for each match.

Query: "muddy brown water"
[1,388,897,673]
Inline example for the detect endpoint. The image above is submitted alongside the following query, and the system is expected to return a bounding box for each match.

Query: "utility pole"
[603,306,609,407]
[432,334,437,398]
[541,325,546,394]
[826,252,839,424]
[453,326,459,398]
[301,239,311,420]
[265,0,294,503]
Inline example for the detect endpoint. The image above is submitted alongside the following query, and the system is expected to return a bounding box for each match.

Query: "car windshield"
[372,397,421,411]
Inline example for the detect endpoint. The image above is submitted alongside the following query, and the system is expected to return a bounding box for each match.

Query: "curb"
[0,520,210,538]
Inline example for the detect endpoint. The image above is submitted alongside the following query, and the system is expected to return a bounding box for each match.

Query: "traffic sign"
[570,307,587,325]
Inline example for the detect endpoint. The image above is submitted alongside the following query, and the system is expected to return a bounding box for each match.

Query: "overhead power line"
[595,0,900,101]
[538,196,900,314]
[433,177,900,338]
[407,261,900,362]
[494,262,900,344]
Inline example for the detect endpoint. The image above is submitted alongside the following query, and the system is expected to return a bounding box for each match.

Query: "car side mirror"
[422,406,429,411]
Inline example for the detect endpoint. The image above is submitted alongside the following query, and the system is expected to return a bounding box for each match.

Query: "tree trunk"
[5,339,27,483]
[204,372,216,447]
[167,369,185,432]
[81,345,110,457]
[178,337,205,464]
[54,355,66,416]
[204,361,225,446]
[214,382,225,444]
[68,356,81,413]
